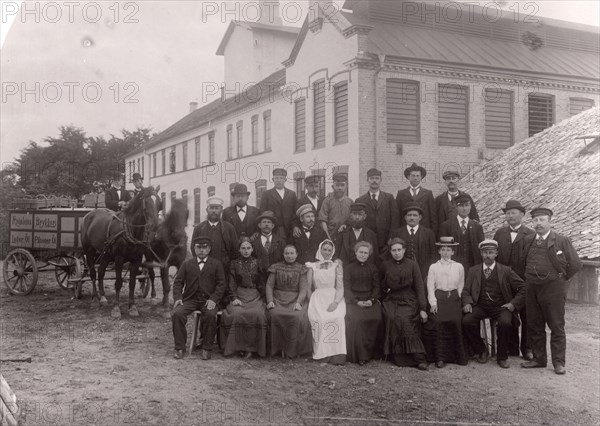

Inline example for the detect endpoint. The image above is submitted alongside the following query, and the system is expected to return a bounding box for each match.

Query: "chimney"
[258,0,282,26]
[189,100,198,113]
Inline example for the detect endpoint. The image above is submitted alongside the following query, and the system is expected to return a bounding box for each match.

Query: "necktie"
[536,237,543,246]
[371,193,377,209]
[304,227,311,238]
[461,219,467,234]
[511,229,519,233]
[264,236,271,252]
[484,267,491,279]
[410,228,415,236]
[412,188,418,197]
[198,259,206,270]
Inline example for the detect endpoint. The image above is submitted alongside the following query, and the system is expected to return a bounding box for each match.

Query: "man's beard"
[350,219,364,228]
[236,199,246,208]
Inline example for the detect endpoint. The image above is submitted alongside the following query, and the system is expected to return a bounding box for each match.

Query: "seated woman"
[422,237,468,367]
[222,237,268,359]
[266,244,313,358]
[306,240,347,365]
[380,237,429,370]
[344,241,383,365]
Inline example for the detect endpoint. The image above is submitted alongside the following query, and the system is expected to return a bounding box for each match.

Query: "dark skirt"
[267,304,312,358]
[222,288,268,357]
[382,299,426,365]
[422,289,468,365]
[345,302,383,363]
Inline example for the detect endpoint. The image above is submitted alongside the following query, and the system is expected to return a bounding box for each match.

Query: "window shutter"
[485,89,513,149]
[193,188,201,225]
[295,98,306,152]
[528,94,554,137]
[226,124,233,160]
[438,84,469,146]
[569,98,595,117]
[251,115,259,154]
[386,79,420,144]
[334,82,348,145]
[236,120,243,158]
[313,80,326,148]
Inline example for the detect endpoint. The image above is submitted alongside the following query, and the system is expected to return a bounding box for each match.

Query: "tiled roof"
[460,107,600,260]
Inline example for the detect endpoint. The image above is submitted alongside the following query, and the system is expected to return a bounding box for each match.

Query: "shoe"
[243,351,252,360]
[417,363,429,371]
[358,360,368,366]
[523,350,534,361]
[201,350,211,360]
[173,350,184,360]
[521,360,546,368]
[554,364,566,375]
[435,361,445,368]
[477,352,489,364]
[498,359,510,369]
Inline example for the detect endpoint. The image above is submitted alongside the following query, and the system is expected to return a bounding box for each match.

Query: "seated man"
[171,236,226,360]
[462,240,525,368]
[294,204,328,264]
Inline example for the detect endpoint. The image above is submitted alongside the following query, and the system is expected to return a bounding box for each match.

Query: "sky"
[1,0,599,166]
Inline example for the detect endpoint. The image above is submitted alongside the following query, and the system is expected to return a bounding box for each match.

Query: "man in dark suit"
[336,203,379,265]
[462,240,526,368]
[439,194,484,273]
[171,236,226,360]
[389,202,437,282]
[435,169,479,235]
[294,204,328,264]
[104,176,131,212]
[355,168,399,251]
[131,172,144,196]
[293,175,323,239]
[493,199,536,360]
[250,211,285,273]
[396,163,437,235]
[520,207,582,375]
[259,168,297,241]
[222,184,260,238]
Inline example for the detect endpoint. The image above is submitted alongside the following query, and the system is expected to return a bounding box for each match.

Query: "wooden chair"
[188,310,223,355]
[480,318,497,357]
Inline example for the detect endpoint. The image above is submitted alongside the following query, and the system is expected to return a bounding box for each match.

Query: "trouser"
[509,307,529,356]
[172,298,218,351]
[526,278,568,367]
[462,305,513,361]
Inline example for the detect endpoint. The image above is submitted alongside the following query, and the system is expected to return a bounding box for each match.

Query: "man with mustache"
[295,204,328,264]
[336,203,379,265]
[223,183,260,238]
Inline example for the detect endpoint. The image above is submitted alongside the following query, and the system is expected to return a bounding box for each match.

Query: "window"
[438,84,469,146]
[294,172,306,196]
[182,142,188,171]
[181,190,188,204]
[251,115,259,154]
[128,161,133,180]
[170,191,176,201]
[194,188,201,224]
[485,88,513,148]
[295,98,306,152]
[195,137,201,168]
[137,158,140,175]
[152,153,157,177]
[161,192,166,212]
[528,94,554,137]
[140,158,144,179]
[263,110,271,152]
[227,125,233,160]
[313,80,326,148]
[236,120,243,158]
[208,132,215,164]
[161,150,166,175]
[334,81,348,145]
[569,98,595,117]
[169,147,176,173]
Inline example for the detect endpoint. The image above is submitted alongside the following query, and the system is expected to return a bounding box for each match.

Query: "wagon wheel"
[54,255,78,290]
[71,256,85,299]
[3,248,39,296]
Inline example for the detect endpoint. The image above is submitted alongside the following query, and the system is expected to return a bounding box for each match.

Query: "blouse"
[426,259,465,308]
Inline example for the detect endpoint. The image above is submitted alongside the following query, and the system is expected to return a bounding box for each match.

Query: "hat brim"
[403,207,424,215]
[257,215,277,224]
[404,167,427,178]
[231,191,251,196]
[501,207,526,214]
[435,242,459,247]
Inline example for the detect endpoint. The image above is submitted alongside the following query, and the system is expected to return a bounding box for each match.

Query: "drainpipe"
[373,54,386,169]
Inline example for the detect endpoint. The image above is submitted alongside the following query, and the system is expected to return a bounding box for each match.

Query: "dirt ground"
[1,271,598,426]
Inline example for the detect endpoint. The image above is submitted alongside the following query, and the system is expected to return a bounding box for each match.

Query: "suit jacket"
[295,194,323,216]
[493,225,535,279]
[520,230,582,281]
[462,263,526,311]
[259,187,297,239]
[335,226,379,266]
[435,190,479,236]
[388,225,437,281]
[293,226,328,264]
[439,217,485,267]
[105,186,131,211]
[355,191,399,249]
[222,205,260,238]
[396,187,437,234]
[250,233,286,273]
[190,220,238,263]
[172,256,226,303]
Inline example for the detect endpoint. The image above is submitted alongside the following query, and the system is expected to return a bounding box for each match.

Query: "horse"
[81,186,160,318]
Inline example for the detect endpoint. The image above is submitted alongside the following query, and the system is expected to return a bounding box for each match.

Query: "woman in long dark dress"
[266,244,313,358]
[380,237,429,370]
[344,241,383,365]
[222,237,268,358]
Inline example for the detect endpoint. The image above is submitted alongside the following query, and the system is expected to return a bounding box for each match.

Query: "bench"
[188,310,223,355]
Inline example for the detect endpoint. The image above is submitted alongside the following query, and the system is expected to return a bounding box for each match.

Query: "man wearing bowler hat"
[259,168,297,241]
[355,168,399,251]
[131,172,144,196]
[520,207,581,375]
[493,200,536,360]
[435,168,479,235]
[251,210,285,272]
[105,175,131,212]
[223,183,260,238]
[396,163,437,234]
[336,203,379,265]
[319,173,353,242]
[171,236,226,360]
[462,240,526,368]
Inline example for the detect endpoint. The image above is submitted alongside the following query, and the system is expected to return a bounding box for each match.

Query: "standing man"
[318,173,353,242]
[223,184,260,238]
[294,204,328,264]
[131,172,144,196]
[105,176,131,212]
[259,168,297,241]
[171,236,226,360]
[336,203,379,265]
[462,240,526,368]
[355,168,399,251]
[493,199,535,360]
[435,169,479,234]
[439,194,484,273]
[520,207,581,375]
[296,175,323,215]
[396,163,437,234]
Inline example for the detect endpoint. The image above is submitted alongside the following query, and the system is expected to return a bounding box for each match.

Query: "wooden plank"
[1,398,18,426]
[0,374,17,410]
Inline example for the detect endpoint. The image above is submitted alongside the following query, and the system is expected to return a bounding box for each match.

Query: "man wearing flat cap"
[294,203,328,264]
[435,168,479,234]
[520,207,581,375]
[223,183,260,238]
[462,240,526,368]
[259,168,297,241]
[396,163,437,234]
[493,200,535,360]
[318,173,353,242]
[355,168,399,251]
[172,236,226,360]
[336,203,379,265]
[439,194,484,273]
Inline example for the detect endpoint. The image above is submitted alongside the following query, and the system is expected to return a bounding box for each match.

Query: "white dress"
[306,260,347,359]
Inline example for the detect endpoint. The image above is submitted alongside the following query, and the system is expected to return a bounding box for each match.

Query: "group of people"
[170,164,582,375]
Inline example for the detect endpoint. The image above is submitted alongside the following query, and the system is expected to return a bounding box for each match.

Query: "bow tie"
[198,258,206,264]
[511,229,519,233]
[303,227,312,232]
[238,208,245,213]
